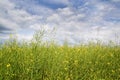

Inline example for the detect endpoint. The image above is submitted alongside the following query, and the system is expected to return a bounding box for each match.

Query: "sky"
[0,0,120,45]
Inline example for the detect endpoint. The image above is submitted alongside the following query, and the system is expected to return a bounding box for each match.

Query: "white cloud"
[46,0,70,5]
[112,0,120,2]
[0,0,45,39]
[0,0,120,44]
[45,1,120,44]
[0,0,15,8]
[16,34,33,41]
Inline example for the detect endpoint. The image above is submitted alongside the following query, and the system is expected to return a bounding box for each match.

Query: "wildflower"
[74,60,78,63]
[74,60,78,66]
[64,68,68,71]
[67,77,70,80]
[90,68,93,72]
[88,61,92,64]
[77,49,80,52]
[63,61,69,64]
[12,74,16,76]
[30,53,33,56]
[95,61,98,64]
[118,69,120,71]
[109,53,114,57]
[6,63,11,68]
[107,62,110,65]
[27,68,30,72]
[112,70,115,73]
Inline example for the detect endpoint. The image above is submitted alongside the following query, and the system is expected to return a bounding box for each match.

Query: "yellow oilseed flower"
[74,60,78,66]
[74,60,78,63]
[112,70,115,73]
[90,68,94,72]
[63,61,69,64]
[30,53,33,56]
[66,77,70,80]
[30,59,34,62]
[64,68,68,71]
[108,53,114,57]
[107,62,110,65]
[88,61,92,64]
[27,68,30,72]
[12,74,16,76]
[6,63,11,68]
[118,68,120,71]
[77,49,80,52]
[95,61,98,64]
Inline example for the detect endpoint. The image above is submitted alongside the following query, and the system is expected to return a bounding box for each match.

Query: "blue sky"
[0,0,120,44]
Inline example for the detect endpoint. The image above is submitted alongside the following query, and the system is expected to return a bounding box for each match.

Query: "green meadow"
[0,33,120,80]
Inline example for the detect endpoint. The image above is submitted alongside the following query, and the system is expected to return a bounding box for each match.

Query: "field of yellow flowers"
[0,39,120,80]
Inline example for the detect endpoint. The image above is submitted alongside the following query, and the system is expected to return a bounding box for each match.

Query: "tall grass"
[0,33,120,80]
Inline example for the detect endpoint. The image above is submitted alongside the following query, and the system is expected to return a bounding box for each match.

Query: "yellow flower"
[109,53,114,57]
[74,60,78,66]
[63,61,69,64]
[27,68,30,72]
[74,60,78,63]
[77,49,80,52]
[118,69,120,71]
[12,74,16,76]
[6,63,11,68]
[107,62,110,65]
[66,78,70,80]
[112,70,115,73]
[30,59,33,62]
[64,68,68,71]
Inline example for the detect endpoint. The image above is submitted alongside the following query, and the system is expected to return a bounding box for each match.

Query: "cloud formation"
[0,0,120,44]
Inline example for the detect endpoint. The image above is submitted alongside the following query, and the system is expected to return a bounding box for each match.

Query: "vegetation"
[0,32,120,80]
